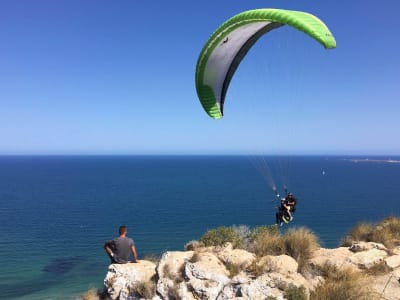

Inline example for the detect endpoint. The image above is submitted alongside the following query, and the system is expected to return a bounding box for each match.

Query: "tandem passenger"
[104,225,138,264]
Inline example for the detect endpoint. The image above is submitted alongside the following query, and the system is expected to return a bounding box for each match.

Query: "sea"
[0,155,399,299]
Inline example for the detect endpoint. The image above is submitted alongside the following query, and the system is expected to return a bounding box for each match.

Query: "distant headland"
[344,158,400,164]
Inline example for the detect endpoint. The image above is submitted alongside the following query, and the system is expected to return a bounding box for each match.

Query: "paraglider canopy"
[195,8,336,119]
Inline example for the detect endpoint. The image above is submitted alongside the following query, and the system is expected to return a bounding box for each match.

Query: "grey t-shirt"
[109,237,134,263]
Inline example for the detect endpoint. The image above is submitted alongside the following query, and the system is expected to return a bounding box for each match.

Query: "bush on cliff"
[199,224,320,273]
[310,262,379,300]
[199,226,242,247]
[249,225,284,256]
[341,216,400,248]
[283,227,320,271]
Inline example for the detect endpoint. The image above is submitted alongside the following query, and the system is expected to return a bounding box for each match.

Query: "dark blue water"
[0,156,399,299]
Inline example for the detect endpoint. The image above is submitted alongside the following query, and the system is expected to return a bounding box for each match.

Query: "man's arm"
[104,241,114,257]
[131,244,138,263]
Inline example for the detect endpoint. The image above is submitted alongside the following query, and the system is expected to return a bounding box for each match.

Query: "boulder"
[103,261,156,300]
[155,251,194,300]
[259,255,298,274]
[214,243,255,269]
[310,247,354,269]
[348,248,388,269]
[185,252,230,299]
[385,255,400,269]
[349,241,388,253]
[156,251,193,280]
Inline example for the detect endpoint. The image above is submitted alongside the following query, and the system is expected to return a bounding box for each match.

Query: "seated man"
[104,225,138,264]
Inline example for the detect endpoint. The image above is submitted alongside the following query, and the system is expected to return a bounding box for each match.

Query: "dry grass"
[250,226,285,257]
[184,240,204,251]
[224,261,242,278]
[130,280,157,299]
[189,250,202,263]
[163,263,185,284]
[142,253,161,263]
[310,263,379,300]
[283,227,320,272]
[249,226,319,273]
[364,260,392,276]
[246,257,278,277]
[341,216,400,249]
[80,288,101,300]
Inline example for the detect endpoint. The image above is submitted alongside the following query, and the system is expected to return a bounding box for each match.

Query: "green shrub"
[199,226,241,247]
[284,284,307,300]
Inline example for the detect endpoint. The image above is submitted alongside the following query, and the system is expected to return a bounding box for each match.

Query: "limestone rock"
[214,243,255,269]
[350,241,388,253]
[102,242,400,300]
[385,255,400,269]
[156,251,194,300]
[104,261,156,300]
[348,248,388,269]
[310,247,354,269]
[156,251,193,280]
[236,274,284,300]
[372,273,400,300]
[258,255,298,274]
[185,252,230,300]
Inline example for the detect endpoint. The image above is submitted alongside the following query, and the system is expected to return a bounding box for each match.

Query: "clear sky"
[1,0,399,155]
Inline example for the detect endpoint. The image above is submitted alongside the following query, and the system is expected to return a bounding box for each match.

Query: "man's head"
[119,225,128,236]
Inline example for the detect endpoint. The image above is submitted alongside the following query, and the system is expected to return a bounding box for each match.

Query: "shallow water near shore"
[0,155,399,299]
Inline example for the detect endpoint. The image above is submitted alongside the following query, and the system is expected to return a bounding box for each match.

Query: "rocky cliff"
[101,241,400,300]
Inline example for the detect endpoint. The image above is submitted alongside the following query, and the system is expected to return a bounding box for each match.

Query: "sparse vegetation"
[341,216,400,248]
[184,240,204,251]
[249,225,284,257]
[284,284,307,300]
[246,256,277,277]
[364,260,392,276]
[142,253,161,263]
[283,227,320,272]
[129,279,157,299]
[199,226,242,248]
[163,263,185,284]
[189,250,202,263]
[80,288,101,300]
[224,261,242,278]
[246,259,266,277]
[310,262,379,300]
[199,224,320,272]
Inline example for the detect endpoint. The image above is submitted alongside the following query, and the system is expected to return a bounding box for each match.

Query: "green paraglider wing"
[195,9,336,119]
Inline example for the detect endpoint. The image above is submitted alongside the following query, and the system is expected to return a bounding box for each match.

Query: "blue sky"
[0,0,399,155]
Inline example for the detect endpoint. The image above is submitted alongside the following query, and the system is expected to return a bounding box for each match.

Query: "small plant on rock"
[199,226,241,248]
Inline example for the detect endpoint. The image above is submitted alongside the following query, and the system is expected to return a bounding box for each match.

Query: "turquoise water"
[0,155,399,299]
